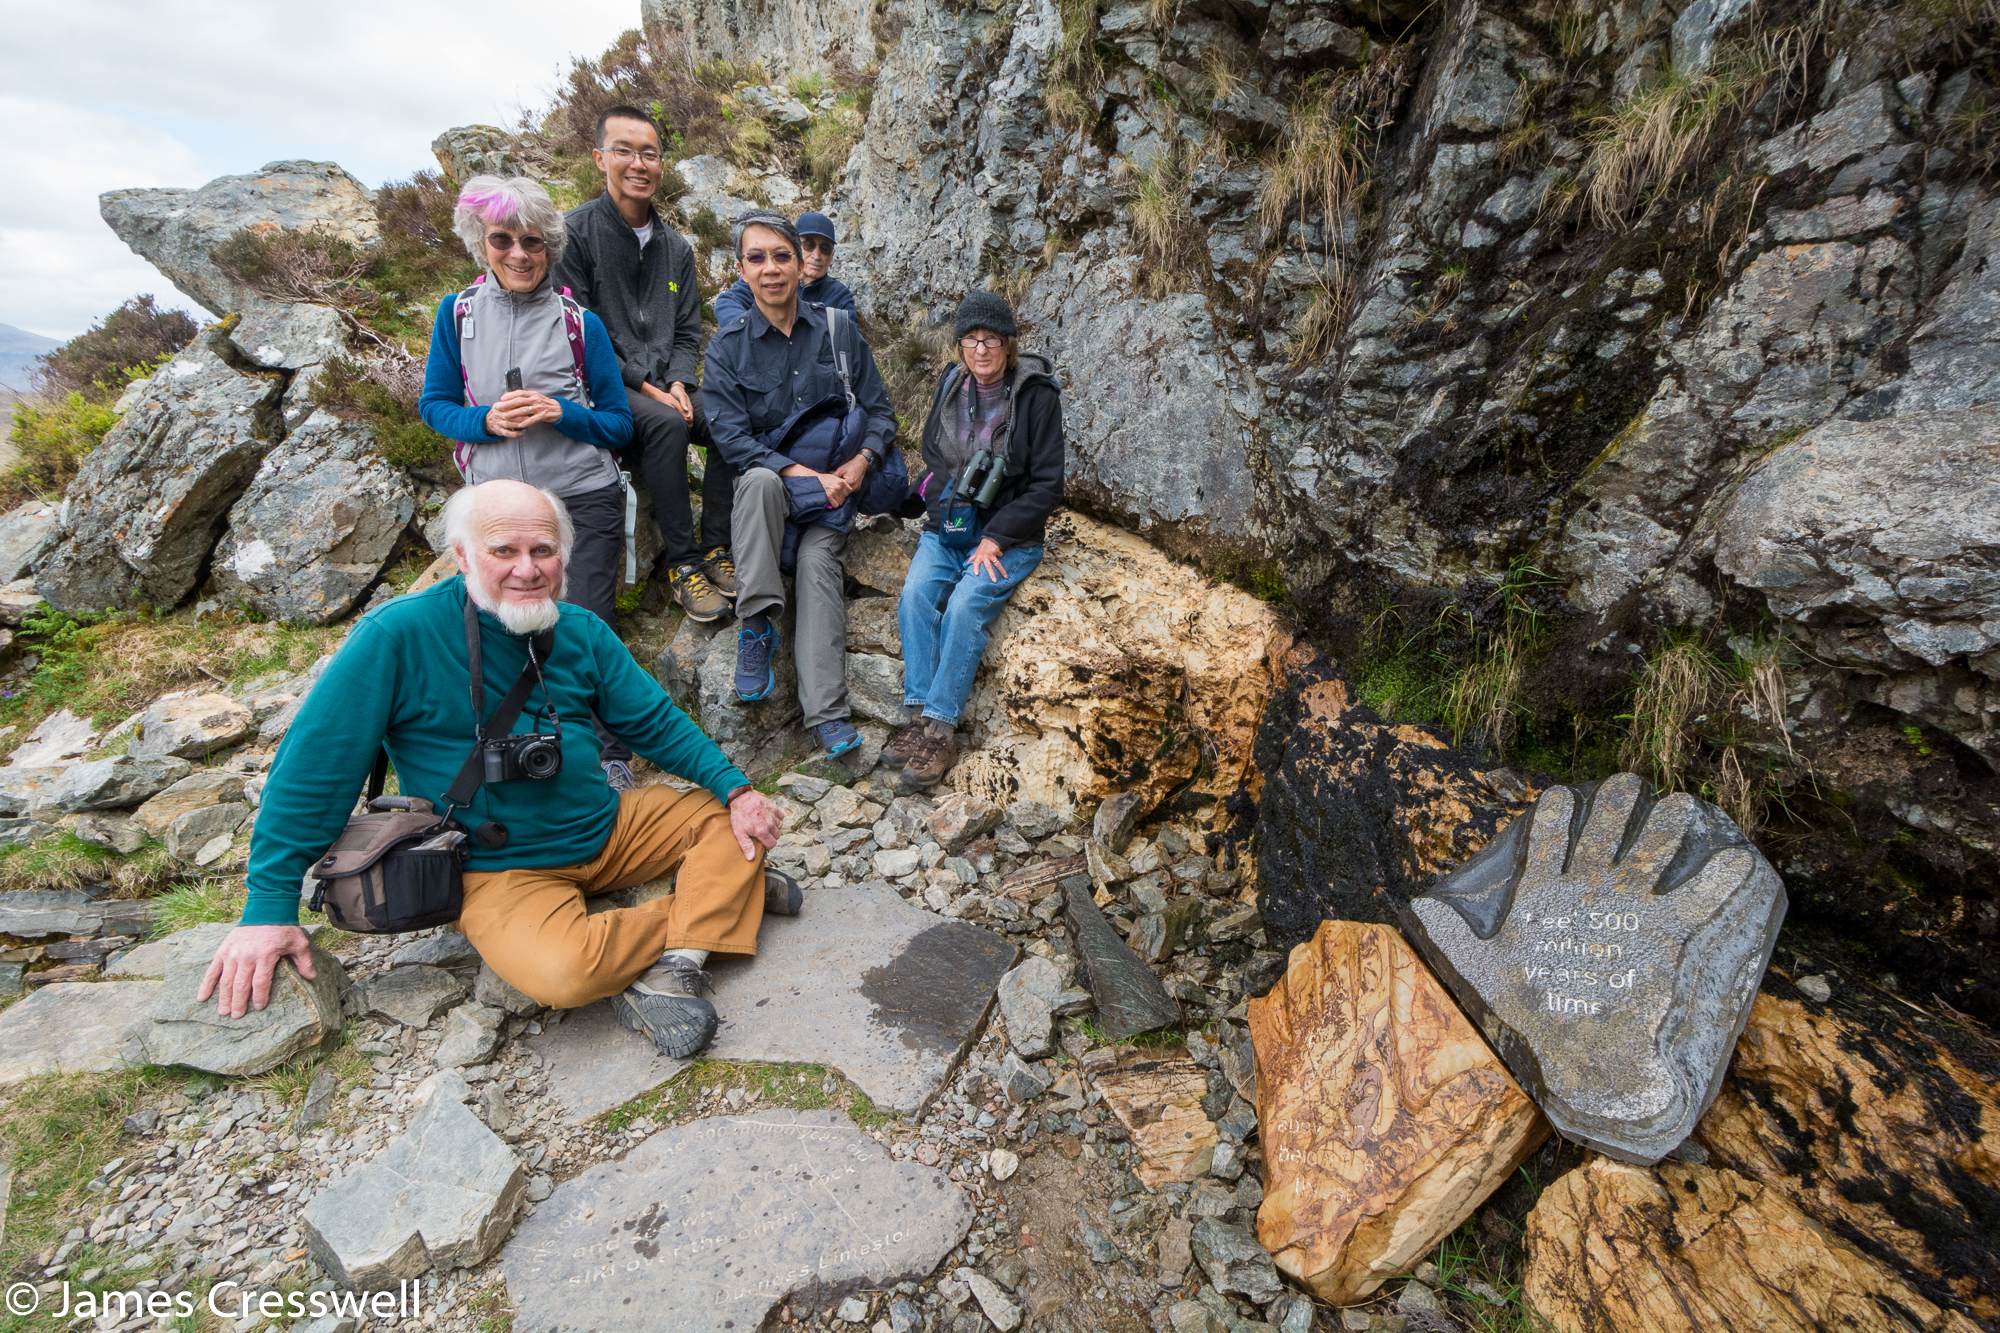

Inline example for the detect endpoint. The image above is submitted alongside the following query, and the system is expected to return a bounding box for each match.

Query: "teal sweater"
[242,576,749,926]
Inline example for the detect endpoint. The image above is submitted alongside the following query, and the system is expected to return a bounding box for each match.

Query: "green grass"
[599,1060,897,1132]
[0,833,178,896]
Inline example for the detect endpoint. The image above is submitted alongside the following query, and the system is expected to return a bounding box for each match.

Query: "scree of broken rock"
[1404,772,1786,1165]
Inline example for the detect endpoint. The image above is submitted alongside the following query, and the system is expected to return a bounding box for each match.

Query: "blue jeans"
[898,532,1044,726]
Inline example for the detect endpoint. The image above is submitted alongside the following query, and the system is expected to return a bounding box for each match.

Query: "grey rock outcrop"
[30,755,193,816]
[640,0,874,78]
[1715,407,2000,762]
[99,160,378,318]
[212,411,416,624]
[37,340,285,615]
[0,502,59,584]
[431,126,520,183]
[144,942,350,1076]
[129,692,255,761]
[303,1091,525,1289]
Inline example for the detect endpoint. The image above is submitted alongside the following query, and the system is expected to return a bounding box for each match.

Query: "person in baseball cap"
[712,211,856,326]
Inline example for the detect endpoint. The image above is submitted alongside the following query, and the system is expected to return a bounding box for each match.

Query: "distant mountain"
[0,323,59,392]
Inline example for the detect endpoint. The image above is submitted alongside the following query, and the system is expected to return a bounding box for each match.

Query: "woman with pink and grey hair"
[419,175,643,787]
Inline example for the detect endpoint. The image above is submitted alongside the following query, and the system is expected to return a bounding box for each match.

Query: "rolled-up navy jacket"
[701,300,896,476]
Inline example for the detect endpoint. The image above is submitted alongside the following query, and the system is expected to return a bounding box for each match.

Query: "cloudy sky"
[0,0,639,340]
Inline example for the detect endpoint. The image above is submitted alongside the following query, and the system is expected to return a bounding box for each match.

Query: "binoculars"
[956,449,1009,507]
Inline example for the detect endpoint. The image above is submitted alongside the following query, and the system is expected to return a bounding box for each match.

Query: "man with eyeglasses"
[555,104,737,635]
[711,212,854,328]
[703,211,898,761]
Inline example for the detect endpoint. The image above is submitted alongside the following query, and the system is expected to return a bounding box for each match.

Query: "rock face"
[99,160,379,318]
[1406,774,1785,1165]
[1522,1157,1982,1333]
[498,1109,973,1332]
[949,513,1287,818]
[1695,992,2000,1320]
[642,0,874,77]
[37,340,285,614]
[1254,645,1533,953]
[1250,921,1548,1304]
[144,943,349,1076]
[212,412,417,623]
[303,1091,525,1289]
[1715,407,2000,764]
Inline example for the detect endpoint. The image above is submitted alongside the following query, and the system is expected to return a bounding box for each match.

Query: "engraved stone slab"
[522,1000,686,1124]
[704,887,1015,1115]
[1404,773,1786,1165]
[498,1109,973,1333]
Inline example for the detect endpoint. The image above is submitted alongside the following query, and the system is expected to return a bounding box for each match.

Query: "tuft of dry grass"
[801,103,864,193]
[1130,141,1205,297]
[1620,639,1725,789]
[1045,0,1105,131]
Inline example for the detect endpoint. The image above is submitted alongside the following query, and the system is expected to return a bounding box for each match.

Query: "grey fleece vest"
[457,273,619,497]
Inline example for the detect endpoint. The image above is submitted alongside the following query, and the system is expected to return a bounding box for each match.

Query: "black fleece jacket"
[910,354,1065,551]
[553,193,703,391]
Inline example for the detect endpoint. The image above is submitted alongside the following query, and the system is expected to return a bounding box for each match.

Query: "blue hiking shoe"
[735,614,779,701]
[812,717,861,758]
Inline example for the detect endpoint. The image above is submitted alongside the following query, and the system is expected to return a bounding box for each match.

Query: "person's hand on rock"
[197,925,316,1019]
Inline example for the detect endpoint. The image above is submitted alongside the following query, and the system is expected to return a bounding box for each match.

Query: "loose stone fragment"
[499,1109,972,1333]
[6,709,95,768]
[1093,791,1145,853]
[1083,1045,1218,1187]
[1405,773,1786,1164]
[47,755,193,814]
[473,963,539,1016]
[1522,1157,1981,1333]
[1191,1217,1284,1304]
[0,888,107,937]
[71,812,148,854]
[389,931,481,970]
[965,1273,1022,1331]
[988,1148,1020,1181]
[705,886,1015,1114]
[435,1002,506,1067]
[357,965,467,1028]
[999,1052,1049,1103]
[1695,992,2000,1316]
[128,691,254,761]
[145,944,347,1076]
[1251,921,1548,1304]
[0,981,161,1084]
[304,1092,526,1288]
[1065,881,1181,1038]
[995,956,1061,1060]
[132,770,246,836]
[1007,799,1063,840]
[1131,897,1200,963]
[928,792,1003,853]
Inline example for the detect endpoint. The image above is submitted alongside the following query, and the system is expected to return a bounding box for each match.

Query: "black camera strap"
[434,595,555,848]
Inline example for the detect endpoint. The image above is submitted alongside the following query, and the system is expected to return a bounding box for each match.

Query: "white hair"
[443,482,574,628]
[453,175,568,268]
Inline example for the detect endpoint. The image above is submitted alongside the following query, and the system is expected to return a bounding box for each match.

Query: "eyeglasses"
[959,334,1006,351]
[486,232,547,253]
[800,236,834,254]
[602,145,663,165]
[741,249,796,266]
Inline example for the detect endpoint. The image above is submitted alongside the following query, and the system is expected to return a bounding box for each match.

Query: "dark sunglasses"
[486,232,547,253]
[800,236,834,254]
[742,249,796,266]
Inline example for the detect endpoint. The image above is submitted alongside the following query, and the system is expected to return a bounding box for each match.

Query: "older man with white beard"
[198,480,789,1059]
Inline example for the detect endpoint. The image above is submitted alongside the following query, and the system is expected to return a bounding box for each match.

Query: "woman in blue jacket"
[419,175,641,785]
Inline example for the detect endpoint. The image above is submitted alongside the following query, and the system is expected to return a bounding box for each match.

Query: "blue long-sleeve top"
[419,285,633,494]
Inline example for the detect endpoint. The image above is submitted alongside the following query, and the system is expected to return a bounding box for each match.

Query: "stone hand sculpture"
[1404,772,1785,1165]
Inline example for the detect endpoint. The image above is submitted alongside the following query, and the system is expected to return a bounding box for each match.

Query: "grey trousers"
[733,467,850,729]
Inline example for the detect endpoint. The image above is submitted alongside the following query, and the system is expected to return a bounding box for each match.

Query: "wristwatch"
[858,444,884,475]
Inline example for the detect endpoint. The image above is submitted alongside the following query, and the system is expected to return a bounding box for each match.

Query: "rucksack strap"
[827,307,856,411]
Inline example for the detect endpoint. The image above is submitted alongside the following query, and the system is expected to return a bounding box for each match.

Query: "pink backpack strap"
[557,289,588,400]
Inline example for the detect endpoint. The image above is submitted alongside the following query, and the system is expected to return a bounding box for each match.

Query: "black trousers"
[627,387,736,571]
[560,481,634,766]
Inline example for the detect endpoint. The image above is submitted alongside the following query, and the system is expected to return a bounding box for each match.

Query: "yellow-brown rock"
[1080,1044,1219,1188]
[1249,920,1548,1305]
[947,511,1289,819]
[1696,992,2000,1323]
[1523,1156,1981,1333]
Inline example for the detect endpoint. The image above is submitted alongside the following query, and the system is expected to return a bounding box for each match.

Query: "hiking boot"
[734,614,779,701]
[900,718,958,788]
[701,546,738,599]
[812,717,861,758]
[615,955,718,1058]
[765,866,803,917]
[602,759,637,792]
[881,714,925,768]
[669,564,730,623]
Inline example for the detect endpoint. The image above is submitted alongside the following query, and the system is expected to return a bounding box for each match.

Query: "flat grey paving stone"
[522,1000,686,1124]
[1405,772,1786,1166]
[0,981,161,1084]
[499,1108,973,1333]
[705,886,1016,1114]
[0,887,108,937]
